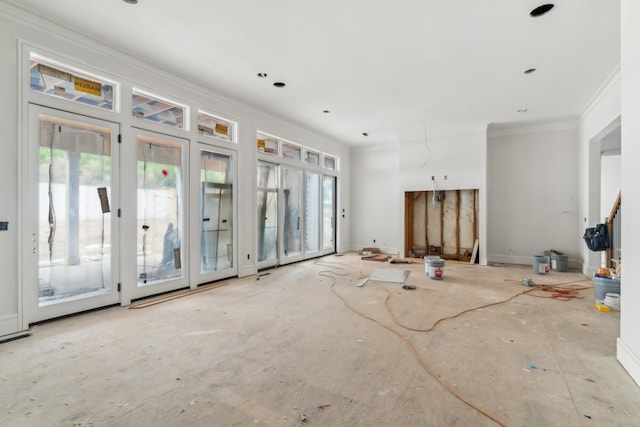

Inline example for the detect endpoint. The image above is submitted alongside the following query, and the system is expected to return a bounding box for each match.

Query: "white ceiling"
[4,0,620,146]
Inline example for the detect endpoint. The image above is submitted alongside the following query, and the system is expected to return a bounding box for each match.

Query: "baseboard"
[487,254,530,265]
[487,254,582,270]
[617,337,640,388]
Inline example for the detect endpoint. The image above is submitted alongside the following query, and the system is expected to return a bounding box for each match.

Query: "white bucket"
[427,258,445,280]
[424,256,440,274]
[604,293,620,311]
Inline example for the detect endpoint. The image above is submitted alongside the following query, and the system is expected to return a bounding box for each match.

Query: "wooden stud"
[405,192,413,256]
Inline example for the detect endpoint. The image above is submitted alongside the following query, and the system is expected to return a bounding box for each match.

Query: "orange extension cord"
[316,260,592,427]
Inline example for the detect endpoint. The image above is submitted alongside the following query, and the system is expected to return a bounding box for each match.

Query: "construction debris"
[354,279,368,288]
[361,254,392,262]
[358,247,381,255]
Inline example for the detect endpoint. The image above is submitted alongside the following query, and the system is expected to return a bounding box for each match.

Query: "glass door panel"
[257,161,278,267]
[26,106,120,323]
[136,135,184,286]
[305,172,320,254]
[200,150,233,274]
[323,176,336,251]
[281,166,303,262]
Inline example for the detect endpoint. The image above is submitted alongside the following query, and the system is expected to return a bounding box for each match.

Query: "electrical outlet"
[0,222,7,231]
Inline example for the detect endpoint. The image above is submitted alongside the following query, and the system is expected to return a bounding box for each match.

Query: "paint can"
[532,255,550,275]
[427,258,445,280]
[424,256,440,275]
[551,254,569,272]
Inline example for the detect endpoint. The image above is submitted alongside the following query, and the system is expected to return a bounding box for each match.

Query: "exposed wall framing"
[405,189,479,262]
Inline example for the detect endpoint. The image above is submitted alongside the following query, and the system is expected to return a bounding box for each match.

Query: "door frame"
[24,104,121,324]
[190,141,238,285]
[123,128,190,302]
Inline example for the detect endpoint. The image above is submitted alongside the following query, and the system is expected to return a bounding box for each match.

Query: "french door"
[257,161,279,269]
[257,161,336,268]
[129,130,188,300]
[322,175,336,250]
[281,166,304,264]
[191,143,236,284]
[25,105,120,323]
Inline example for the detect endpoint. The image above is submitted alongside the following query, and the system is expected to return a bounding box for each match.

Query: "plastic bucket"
[593,275,620,301]
[604,293,620,310]
[427,258,445,280]
[424,256,440,274]
[532,255,550,275]
[551,254,569,272]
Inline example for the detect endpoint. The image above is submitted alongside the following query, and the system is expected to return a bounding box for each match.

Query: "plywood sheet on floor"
[368,269,411,283]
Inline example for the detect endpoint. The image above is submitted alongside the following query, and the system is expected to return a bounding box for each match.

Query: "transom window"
[29,54,117,111]
[132,89,187,130]
[197,111,236,142]
[257,133,338,171]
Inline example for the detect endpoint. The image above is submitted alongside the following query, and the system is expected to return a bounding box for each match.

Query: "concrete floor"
[1,253,639,426]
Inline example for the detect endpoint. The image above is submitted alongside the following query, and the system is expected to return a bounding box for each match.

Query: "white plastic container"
[427,258,445,280]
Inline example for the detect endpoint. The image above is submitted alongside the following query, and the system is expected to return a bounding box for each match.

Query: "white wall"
[350,130,488,264]
[618,0,640,387]
[0,9,20,336]
[0,5,351,336]
[577,72,621,275]
[486,123,580,266]
[349,142,400,254]
[399,130,487,264]
[600,154,621,219]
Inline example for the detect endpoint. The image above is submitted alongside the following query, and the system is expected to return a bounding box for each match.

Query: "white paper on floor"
[368,269,410,283]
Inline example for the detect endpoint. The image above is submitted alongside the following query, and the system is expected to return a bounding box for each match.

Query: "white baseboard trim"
[487,254,582,270]
[617,337,640,388]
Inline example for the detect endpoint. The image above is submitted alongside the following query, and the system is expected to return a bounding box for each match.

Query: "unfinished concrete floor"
[1,253,639,426]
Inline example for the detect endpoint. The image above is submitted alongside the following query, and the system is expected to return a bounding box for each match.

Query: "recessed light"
[524,68,537,74]
[517,109,528,113]
[530,4,554,17]
[362,132,368,137]
[273,82,286,88]
[323,110,330,114]
[257,72,267,78]
[123,0,138,4]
